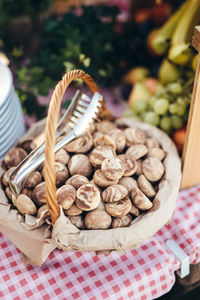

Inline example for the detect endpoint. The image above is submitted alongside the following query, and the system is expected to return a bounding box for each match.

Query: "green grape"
[149,96,157,108]
[153,98,169,115]
[169,103,178,114]
[143,111,160,126]
[176,104,186,116]
[171,115,183,129]
[167,82,182,94]
[177,97,187,109]
[155,85,166,96]
[160,116,171,132]
[131,100,147,113]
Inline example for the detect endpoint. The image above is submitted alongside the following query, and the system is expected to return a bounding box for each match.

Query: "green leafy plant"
[33,5,120,85]
[1,4,156,120]
[13,5,122,118]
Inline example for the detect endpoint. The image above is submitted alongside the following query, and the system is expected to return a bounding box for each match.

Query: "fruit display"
[149,0,190,56]
[149,0,200,63]
[168,0,200,65]
[124,0,199,151]
[125,72,193,135]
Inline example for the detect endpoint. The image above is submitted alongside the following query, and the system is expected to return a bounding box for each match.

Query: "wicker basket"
[0,69,181,266]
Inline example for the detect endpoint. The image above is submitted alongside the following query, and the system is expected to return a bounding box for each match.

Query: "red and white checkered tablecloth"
[0,185,200,300]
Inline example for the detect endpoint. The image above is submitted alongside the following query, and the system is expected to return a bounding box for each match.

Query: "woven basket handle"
[43,70,99,224]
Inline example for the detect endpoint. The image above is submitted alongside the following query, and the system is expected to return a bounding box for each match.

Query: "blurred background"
[1,1,200,297]
[0,0,199,152]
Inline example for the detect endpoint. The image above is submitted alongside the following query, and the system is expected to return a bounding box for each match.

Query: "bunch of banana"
[150,0,190,56]
[169,0,200,65]
[150,0,200,65]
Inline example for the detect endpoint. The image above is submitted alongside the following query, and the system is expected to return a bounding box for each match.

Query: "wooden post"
[181,26,200,189]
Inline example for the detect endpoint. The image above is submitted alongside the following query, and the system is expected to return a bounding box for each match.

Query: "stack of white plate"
[0,62,25,160]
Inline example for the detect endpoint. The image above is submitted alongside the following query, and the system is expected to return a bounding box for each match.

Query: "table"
[0,185,200,300]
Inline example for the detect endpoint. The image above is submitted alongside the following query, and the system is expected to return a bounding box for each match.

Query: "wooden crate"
[181,26,200,189]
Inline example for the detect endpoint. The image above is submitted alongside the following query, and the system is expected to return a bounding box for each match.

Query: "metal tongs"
[9,90,103,195]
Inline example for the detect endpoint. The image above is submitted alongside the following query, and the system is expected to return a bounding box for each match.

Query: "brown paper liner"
[0,195,55,266]
[0,118,181,265]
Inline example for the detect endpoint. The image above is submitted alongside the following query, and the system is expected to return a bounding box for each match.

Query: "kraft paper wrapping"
[0,189,55,266]
[0,118,181,266]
